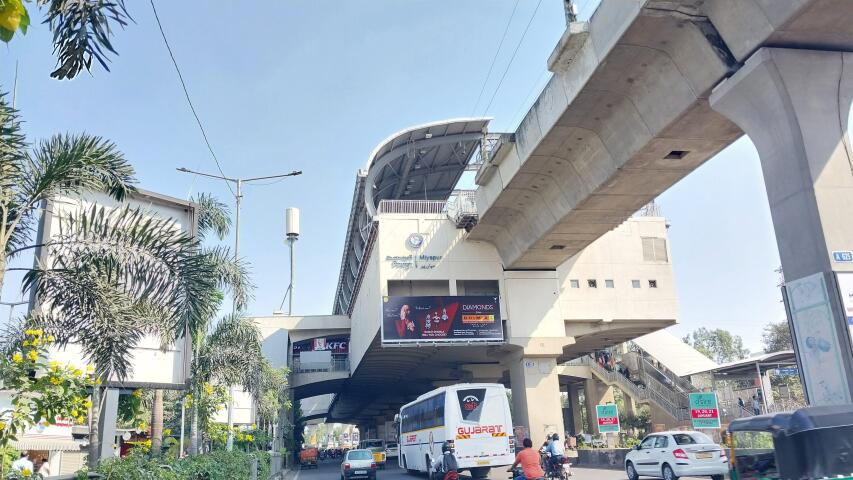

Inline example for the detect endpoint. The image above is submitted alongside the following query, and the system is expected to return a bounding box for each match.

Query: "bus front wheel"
[470,467,491,478]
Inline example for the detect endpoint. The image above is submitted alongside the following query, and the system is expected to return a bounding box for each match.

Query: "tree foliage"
[762,321,793,353]
[682,327,749,364]
[0,0,132,79]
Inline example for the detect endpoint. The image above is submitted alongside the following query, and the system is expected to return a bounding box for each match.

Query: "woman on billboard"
[394,304,418,339]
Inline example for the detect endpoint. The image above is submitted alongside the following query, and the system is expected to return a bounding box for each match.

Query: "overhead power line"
[470,0,521,116]
[482,0,544,117]
[149,0,235,197]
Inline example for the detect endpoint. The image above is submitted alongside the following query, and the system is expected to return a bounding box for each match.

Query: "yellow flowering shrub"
[0,330,95,448]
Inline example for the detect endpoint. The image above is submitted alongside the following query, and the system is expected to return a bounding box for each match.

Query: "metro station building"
[256,118,684,444]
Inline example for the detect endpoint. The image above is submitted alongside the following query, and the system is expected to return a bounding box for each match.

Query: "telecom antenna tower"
[280,207,300,315]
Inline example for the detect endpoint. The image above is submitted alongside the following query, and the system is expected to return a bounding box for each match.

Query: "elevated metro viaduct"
[254,118,681,445]
[257,0,853,444]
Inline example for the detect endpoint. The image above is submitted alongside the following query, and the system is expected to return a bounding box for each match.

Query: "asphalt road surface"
[291,458,712,480]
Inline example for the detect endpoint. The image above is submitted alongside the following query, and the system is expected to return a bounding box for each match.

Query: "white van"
[396,383,515,478]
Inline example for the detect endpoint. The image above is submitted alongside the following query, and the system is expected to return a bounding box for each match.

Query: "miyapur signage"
[34,190,196,389]
[595,404,620,433]
[689,392,721,429]
[385,232,443,270]
[381,295,502,344]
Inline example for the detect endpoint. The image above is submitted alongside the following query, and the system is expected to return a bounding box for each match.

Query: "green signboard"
[595,404,620,433]
[689,392,721,429]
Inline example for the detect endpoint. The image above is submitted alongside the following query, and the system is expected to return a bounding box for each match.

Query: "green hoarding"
[595,404,620,433]
[689,392,721,429]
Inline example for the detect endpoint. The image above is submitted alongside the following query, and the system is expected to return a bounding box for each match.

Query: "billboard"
[381,295,502,344]
[688,392,721,429]
[35,190,196,389]
[595,404,620,433]
[292,335,349,356]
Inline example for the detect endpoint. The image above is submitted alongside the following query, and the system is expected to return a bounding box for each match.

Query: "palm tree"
[25,204,247,467]
[0,91,135,294]
[190,313,264,454]
[149,192,250,456]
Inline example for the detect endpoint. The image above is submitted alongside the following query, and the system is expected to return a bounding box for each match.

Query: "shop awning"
[10,437,84,452]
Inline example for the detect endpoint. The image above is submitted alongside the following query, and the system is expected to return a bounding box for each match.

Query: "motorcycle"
[539,451,571,480]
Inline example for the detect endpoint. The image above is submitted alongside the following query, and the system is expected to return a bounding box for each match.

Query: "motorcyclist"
[432,441,459,480]
[508,438,546,480]
[546,434,566,476]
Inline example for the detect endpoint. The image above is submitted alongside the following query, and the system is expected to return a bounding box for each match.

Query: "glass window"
[588,279,597,288]
[632,280,641,288]
[642,237,669,262]
[674,432,714,445]
[649,280,658,288]
[605,279,614,288]
[639,436,657,450]
[570,280,580,289]
[655,436,669,448]
[348,450,372,460]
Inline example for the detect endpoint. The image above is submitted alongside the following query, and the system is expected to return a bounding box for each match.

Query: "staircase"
[571,356,691,422]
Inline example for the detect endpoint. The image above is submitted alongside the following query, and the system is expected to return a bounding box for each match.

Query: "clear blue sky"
[2,1,846,352]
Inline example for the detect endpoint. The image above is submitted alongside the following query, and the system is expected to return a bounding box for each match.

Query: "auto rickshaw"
[299,447,319,469]
[359,439,387,469]
[726,404,853,480]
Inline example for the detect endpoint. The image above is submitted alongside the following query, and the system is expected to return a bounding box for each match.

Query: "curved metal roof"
[363,118,490,217]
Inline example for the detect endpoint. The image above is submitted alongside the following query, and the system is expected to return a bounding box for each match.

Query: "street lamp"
[176,167,302,451]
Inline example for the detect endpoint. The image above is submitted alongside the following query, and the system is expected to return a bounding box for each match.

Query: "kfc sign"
[293,336,349,356]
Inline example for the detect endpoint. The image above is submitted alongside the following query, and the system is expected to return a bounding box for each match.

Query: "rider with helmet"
[546,434,566,475]
[432,442,459,480]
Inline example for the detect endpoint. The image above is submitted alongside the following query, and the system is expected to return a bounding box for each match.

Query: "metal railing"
[446,191,478,228]
[377,199,447,215]
[572,356,690,421]
[291,357,350,374]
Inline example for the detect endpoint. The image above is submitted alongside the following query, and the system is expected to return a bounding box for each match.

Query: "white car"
[625,431,727,480]
[385,442,398,458]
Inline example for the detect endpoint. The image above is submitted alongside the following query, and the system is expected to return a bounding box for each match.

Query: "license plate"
[695,452,712,459]
[354,471,367,475]
[477,460,490,465]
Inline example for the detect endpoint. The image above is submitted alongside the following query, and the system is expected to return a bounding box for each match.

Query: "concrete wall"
[558,217,678,322]
[349,242,382,368]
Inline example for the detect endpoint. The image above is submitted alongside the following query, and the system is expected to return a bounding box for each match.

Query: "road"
[290,458,711,480]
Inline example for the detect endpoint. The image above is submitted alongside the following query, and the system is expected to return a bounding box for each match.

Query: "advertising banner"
[595,404,620,433]
[689,392,721,429]
[381,295,503,344]
[836,272,853,352]
[292,335,349,356]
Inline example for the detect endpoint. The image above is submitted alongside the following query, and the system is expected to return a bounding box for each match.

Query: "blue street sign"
[832,251,853,263]
[776,367,798,377]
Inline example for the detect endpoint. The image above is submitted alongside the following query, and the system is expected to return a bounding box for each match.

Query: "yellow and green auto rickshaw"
[359,439,387,469]
[726,405,853,480]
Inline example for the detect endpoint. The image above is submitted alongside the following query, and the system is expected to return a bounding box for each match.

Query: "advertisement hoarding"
[595,404,620,434]
[688,392,721,429]
[381,295,502,344]
[836,272,853,352]
[292,336,349,356]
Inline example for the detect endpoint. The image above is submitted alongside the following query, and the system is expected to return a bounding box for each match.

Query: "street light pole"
[1,300,28,325]
[176,167,301,451]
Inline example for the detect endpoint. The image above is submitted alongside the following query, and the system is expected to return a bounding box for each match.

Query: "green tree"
[0,0,132,79]
[682,327,749,364]
[762,321,793,353]
[0,90,135,294]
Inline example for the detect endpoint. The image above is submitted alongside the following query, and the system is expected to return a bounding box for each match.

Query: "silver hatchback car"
[341,449,377,480]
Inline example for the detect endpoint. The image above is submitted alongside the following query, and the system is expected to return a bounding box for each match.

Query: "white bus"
[396,383,515,478]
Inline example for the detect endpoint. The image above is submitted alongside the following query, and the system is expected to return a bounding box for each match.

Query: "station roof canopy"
[688,350,797,377]
[363,118,490,217]
[633,329,717,377]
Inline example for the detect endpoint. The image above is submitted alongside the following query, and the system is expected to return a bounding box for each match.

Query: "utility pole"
[176,167,301,451]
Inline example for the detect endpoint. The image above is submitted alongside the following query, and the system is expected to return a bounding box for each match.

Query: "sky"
[1,0,846,353]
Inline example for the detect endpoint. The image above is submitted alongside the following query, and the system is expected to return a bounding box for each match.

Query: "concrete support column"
[567,383,584,435]
[583,379,614,435]
[98,388,120,460]
[711,48,853,405]
[508,356,565,446]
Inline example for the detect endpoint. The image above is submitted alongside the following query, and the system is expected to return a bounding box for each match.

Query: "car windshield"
[673,432,715,445]
[363,441,383,448]
[348,450,372,460]
[387,443,397,448]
